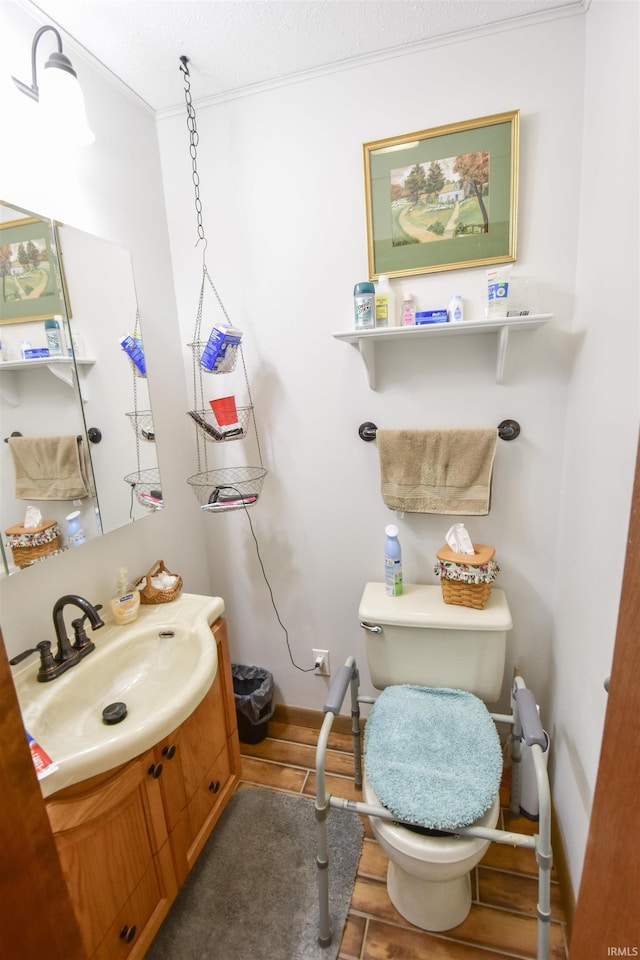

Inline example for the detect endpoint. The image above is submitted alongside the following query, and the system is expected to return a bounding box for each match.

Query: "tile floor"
[237,713,569,960]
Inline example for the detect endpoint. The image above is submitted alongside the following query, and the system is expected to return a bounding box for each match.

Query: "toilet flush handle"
[360,622,382,634]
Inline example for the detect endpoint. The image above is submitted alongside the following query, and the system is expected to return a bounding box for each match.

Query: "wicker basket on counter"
[134,559,183,604]
[434,543,499,610]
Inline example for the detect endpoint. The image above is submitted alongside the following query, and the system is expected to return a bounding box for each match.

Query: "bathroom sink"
[12,593,224,798]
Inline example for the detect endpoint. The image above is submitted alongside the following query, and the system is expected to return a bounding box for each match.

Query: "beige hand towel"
[377,428,498,515]
[8,435,94,501]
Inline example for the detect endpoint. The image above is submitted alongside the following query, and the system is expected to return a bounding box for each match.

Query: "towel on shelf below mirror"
[376,428,497,515]
[7,434,94,501]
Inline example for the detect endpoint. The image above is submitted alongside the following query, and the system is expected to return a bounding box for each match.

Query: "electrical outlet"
[313,648,331,676]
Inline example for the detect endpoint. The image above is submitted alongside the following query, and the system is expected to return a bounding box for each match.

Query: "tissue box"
[5,520,62,568]
[434,543,498,610]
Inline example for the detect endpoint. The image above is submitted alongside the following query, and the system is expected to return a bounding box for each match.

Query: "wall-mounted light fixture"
[12,24,95,145]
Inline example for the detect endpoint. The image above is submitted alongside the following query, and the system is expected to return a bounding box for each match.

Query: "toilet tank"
[358,582,512,702]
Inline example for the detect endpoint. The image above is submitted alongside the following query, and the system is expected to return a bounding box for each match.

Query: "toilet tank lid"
[358,582,513,631]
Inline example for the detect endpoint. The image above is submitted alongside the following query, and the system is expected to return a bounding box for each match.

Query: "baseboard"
[272,703,355,736]
[551,798,576,936]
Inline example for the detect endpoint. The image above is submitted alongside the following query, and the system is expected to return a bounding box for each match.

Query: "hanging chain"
[180,56,205,245]
[179,54,264,481]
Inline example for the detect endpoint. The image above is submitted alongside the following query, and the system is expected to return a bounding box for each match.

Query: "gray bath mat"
[146,786,363,960]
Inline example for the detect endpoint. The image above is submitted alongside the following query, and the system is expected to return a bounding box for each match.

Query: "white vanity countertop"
[12,592,224,798]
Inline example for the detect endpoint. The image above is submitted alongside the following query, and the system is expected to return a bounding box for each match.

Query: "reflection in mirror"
[0,200,162,576]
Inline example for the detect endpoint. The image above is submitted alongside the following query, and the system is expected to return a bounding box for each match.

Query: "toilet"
[358,581,512,931]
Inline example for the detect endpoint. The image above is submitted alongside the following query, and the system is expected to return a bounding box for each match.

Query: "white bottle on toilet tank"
[384,525,403,596]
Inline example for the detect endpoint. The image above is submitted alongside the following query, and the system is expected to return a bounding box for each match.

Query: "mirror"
[0,200,162,576]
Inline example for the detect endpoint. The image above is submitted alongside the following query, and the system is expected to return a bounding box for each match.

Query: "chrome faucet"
[37,595,105,682]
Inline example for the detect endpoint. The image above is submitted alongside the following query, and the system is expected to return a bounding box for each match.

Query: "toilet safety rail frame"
[315,659,553,960]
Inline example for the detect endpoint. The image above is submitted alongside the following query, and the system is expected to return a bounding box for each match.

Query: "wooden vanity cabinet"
[45,616,241,960]
[154,616,241,885]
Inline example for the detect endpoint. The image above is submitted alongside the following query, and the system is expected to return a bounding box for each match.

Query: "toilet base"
[387,860,472,932]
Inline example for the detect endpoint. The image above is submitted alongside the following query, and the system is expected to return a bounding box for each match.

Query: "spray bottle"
[384,524,403,596]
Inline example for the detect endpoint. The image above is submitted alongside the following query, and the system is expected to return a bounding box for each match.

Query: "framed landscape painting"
[0,214,64,324]
[363,110,519,279]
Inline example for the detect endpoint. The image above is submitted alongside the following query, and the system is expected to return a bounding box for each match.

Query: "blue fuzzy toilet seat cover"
[364,685,503,831]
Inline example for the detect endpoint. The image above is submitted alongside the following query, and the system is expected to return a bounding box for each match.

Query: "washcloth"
[8,435,94,500]
[364,685,503,830]
[377,428,497,515]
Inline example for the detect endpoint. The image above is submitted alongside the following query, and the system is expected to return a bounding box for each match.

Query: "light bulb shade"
[40,60,95,144]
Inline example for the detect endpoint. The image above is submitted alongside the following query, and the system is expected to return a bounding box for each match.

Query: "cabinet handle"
[148,762,163,779]
[162,744,176,759]
[119,924,137,943]
[209,780,220,793]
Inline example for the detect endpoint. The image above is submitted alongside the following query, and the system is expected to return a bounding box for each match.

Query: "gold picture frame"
[363,110,519,280]
[0,213,65,325]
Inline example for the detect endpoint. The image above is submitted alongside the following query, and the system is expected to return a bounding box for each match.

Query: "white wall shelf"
[0,356,96,405]
[332,314,552,388]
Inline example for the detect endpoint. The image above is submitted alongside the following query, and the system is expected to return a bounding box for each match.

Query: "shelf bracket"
[0,370,18,406]
[46,361,90,402]
[496,325,510,384]
[357,338,376,390]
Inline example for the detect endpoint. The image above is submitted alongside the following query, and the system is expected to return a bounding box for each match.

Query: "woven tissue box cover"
[5,520,62,566]
[434,543,499,585]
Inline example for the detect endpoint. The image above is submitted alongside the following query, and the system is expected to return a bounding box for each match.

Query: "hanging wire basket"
[187,466,267,512]
[124,468,164,510]
[125,410,156,442]
[188,406,252,443]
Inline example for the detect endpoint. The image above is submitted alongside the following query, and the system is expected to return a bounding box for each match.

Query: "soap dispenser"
[110,567,140,625]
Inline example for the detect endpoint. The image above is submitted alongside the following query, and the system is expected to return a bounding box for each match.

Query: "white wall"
[157,3,638,899]
[159,18,584,703]
[550,0,639,892]
[1,0,637,906]
[0,2,211,650]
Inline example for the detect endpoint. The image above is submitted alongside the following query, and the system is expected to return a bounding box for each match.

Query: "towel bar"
[358,420,520,442]
[4,429,102,444]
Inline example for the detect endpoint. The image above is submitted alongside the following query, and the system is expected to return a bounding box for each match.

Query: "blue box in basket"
[200,323,242,373]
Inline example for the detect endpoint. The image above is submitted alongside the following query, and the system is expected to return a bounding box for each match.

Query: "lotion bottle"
[375,275,397,327]
[110,567,140,625]
[401,292,416,325]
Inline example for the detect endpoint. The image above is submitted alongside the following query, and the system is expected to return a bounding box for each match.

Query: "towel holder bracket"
[358,422,378,442]
[358,420,521,442]
[497,419,520,441]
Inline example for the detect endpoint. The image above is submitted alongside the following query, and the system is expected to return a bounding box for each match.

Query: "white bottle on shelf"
[375,275,397,327]
[448,294,464,322]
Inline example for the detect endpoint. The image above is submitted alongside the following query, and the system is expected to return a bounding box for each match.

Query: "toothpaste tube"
[23,348,51,360]
[415,310,448,325]
[27,732,58,780]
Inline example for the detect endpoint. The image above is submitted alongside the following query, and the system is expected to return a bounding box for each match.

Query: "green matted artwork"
[0,214,64,324]
[363,110,519,280]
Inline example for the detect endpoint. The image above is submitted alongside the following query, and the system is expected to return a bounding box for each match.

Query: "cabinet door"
[91,843,176,960]
[179,667,228,799]
[46,750,173,958]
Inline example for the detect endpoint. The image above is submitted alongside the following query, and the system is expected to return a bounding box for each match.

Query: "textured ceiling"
[23,0,585,113]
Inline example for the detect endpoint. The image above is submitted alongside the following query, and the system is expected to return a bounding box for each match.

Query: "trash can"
[231,664,275,744]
